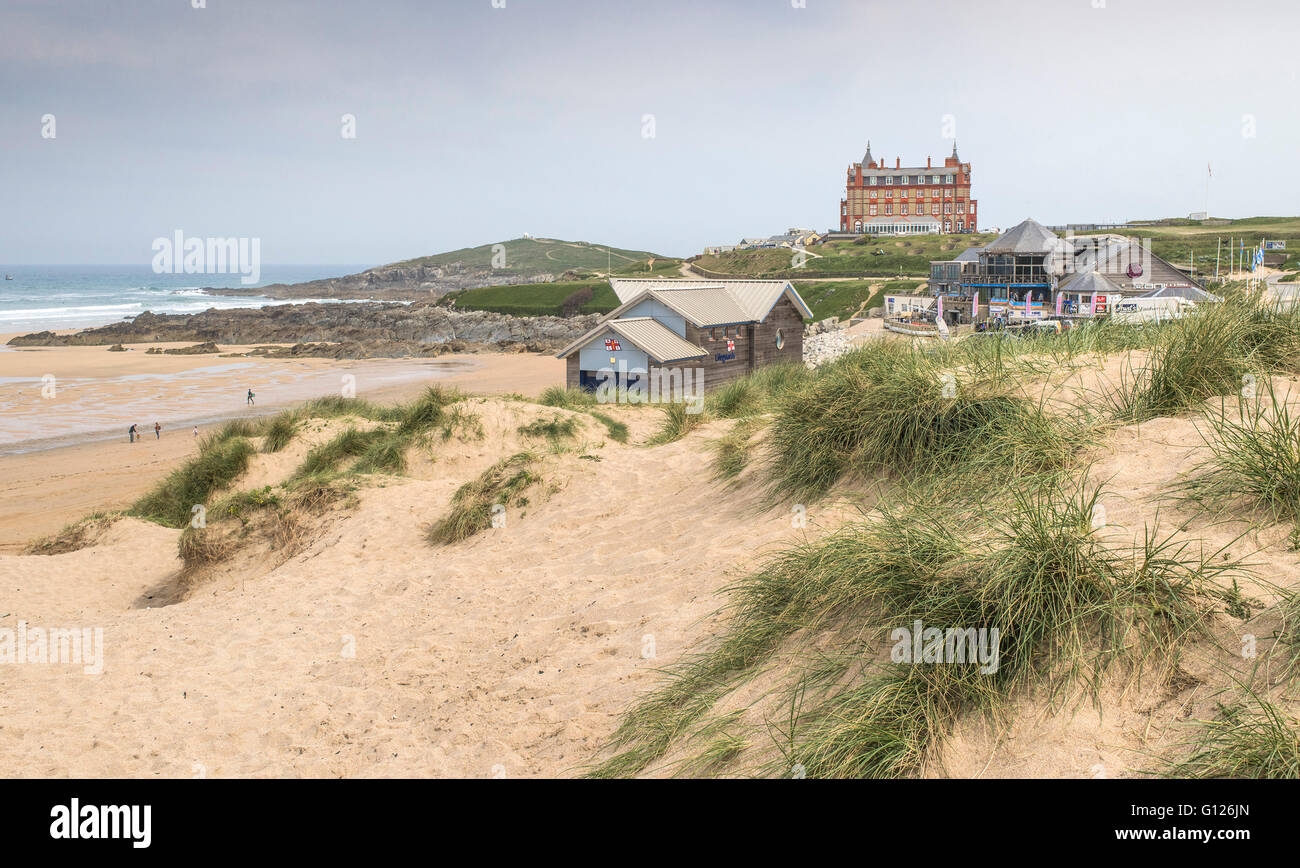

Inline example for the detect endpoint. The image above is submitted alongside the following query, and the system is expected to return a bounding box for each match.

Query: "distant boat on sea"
[3,275,12,280]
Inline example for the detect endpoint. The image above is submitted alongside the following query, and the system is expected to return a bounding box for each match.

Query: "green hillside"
[442,280,622,318]
[797,279,925,322]
[694,233,996,279]
[1074,217,1300,274]
[393,237,677,278]
[445,276,925,323]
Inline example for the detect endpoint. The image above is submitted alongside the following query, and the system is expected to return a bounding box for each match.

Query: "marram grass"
[1174,380,1300,529]
[588,475,1242,778]
[1165,687,1300,779]
[129,435,257,528]
[762,341,1088,502]
[427,452,540,545]
[1105,293,1300,423]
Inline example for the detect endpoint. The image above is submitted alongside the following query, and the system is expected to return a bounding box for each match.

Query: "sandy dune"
[0,396,839,777]
[3,345,1299,778]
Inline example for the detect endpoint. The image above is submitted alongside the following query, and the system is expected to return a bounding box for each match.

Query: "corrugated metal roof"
[608,318,709,362]
[607,278,812,321]
[647,287,753,327]
[555,317,708,363]
[609,278,718,304]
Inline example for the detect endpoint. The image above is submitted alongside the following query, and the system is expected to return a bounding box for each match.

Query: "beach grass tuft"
[129,435,257,528]
[1165,687,1300,779]
[763,341,1085,503]
[260,412,299,453]
[1174,380,1300,530]
[427,452,540,545]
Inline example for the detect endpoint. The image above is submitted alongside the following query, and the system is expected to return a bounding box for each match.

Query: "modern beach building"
[840,141,978,235]
[928,218,1209,323]
[556,278,811,392]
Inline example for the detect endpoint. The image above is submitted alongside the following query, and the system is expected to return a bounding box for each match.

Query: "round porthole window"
[775,329,785,350]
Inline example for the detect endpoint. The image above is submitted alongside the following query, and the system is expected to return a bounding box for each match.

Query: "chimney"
[895,157,900,169]
[927,156,932,168]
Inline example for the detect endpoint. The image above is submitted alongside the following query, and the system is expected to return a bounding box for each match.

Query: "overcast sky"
[2,0,1296,264]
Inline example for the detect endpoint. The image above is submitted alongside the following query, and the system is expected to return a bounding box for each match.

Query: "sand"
[0,339,563,551]
[3,336,1298,778]
[0,395,836,777]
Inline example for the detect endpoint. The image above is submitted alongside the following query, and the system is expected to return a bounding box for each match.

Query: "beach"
[0,335,563,551]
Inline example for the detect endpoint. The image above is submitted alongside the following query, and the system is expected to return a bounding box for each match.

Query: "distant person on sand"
[128,423,136,443]
[154,422,161,439]
[193,426,199,438]
[247,389,255,406]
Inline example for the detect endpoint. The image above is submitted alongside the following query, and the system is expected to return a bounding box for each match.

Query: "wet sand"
[0,336,564,550]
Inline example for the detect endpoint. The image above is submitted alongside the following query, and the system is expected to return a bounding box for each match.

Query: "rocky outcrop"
[8,302,601,357]
[146,341,221,355]
[203,264,557,301]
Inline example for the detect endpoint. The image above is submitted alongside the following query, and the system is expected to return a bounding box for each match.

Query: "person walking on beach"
[154,422,161,440]
[247,389,255,406]
[128,423,136,443]
[193,426,199,438]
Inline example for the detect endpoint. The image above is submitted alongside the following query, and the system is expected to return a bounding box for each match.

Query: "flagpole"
[1215,236,1221,281]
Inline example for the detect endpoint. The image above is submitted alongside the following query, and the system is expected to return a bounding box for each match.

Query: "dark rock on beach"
[146,341,222,355]
[8,302,599,359]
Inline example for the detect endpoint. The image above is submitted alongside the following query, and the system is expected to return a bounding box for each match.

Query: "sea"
[0,264,372,333]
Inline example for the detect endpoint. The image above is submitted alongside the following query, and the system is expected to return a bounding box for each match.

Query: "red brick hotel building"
[839,142,977,235]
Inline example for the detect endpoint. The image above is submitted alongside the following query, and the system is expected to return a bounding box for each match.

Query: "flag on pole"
[971,290,979,319]
[936,294,944,323]
[1025,292,1032,316]
[1055,291,1064,316]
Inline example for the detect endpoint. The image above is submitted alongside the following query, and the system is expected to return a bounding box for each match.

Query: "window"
[931,203,940,215]
[885,189,892,199]
[931,188,939,198]
[868,176,877,186]
[969,203,975,213]
[932,175,940,184]
[901,204,909,215]
[944,203,952,214]
[944,174,953,184]
[710,327,720,341]
[885,176,893,185]
[885,204,892,215]
[957,202,965,214]
[775,329,785,350]
[870,205,878,216]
